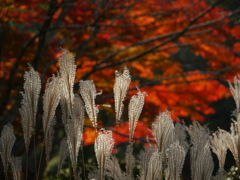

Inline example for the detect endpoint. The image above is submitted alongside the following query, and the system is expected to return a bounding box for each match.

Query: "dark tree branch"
[0,29,6,87]
[0,0,231,120]
[80,0,227,80]
[73,0,108,59]
[32,0,61,70]
[74,0,135,60]
[75,25,100,60]
[95,63,240,103]
[0,0,76,123]
[0,33,40,113]
[45,0,77,41]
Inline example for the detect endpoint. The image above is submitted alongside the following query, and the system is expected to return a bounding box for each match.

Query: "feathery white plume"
[174,122,189,152]
[66,115,83,179]
[19,65,41,152]
[79,80,102,128]
[0,124,16,179]
[226,76,240,167]
[165,141,186,180]
[57,138,69,176]
[106,156,127,180]
[151,111,174,153]
[42,75,62,162]
[138,147,163,180]
[229,75,240,114]
[66,95,84,177]
[128,89,146,142]
[193,143,214,180]
[211,129,228,171]
[59,49,76,124]
[145,149,162,180]
[225,121,240,166]
[10,156,22,180]
[114,67,131,125]
[94,129,114,180]
[72,94,85,132]
[187,121,213,180]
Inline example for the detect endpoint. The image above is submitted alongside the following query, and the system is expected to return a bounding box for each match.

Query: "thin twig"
[37,145,44,180]
[68,157,72,180]
[33,135,38,180]
[25,152,28,180]
[81,143,87,180]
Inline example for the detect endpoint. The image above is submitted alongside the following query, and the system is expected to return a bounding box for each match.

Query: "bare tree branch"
[32,0,61,70]
[80,0,229,80]
[0,33,40,113]
[95,63,240,103]
[74,0,136,60]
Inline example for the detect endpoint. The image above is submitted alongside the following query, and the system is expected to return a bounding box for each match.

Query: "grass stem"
[37,144,44,180]
[26,152,28,180]
[81,143,87,180]
[33,135,38,180]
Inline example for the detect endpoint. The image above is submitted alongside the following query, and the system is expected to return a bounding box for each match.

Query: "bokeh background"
[1,0,240,179]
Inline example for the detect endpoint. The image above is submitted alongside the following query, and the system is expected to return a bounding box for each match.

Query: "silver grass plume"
[114,67,131,126]
[72,94,85,133]
[225,121,240,166]
[42,75,62,162]
[226,76,240,167]
[19,65,41,152]
[211,129,228,172]
[193,143,214,180]
[88,167,98,180]
[66,94,84,175]
[10,156,22,180]
[186,121,212,180]
[165,141,186,180]
[138,148,150,180]
[125,143,135,180]
[79,80,102,128]
[138,149,149,179]
[106,155,127,180]
[174,122,189,152]
[138,147,163,180]
[0,124,16,179]
[57,138,69,176]
[128,89,146,143]
[212,172,226,180]
[146,150,163,180]
[151,111,174,153]
[59,49,76,124]
[65,94,84,179]
[229,75,240,114]
[94,129,114,180]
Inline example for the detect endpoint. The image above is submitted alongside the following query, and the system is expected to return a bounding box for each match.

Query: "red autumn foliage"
[1,0,240,145]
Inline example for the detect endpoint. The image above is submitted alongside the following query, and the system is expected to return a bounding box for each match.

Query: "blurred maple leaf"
[1,0,240,146]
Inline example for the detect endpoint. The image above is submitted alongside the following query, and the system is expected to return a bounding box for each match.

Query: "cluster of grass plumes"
[2,50,240,180]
